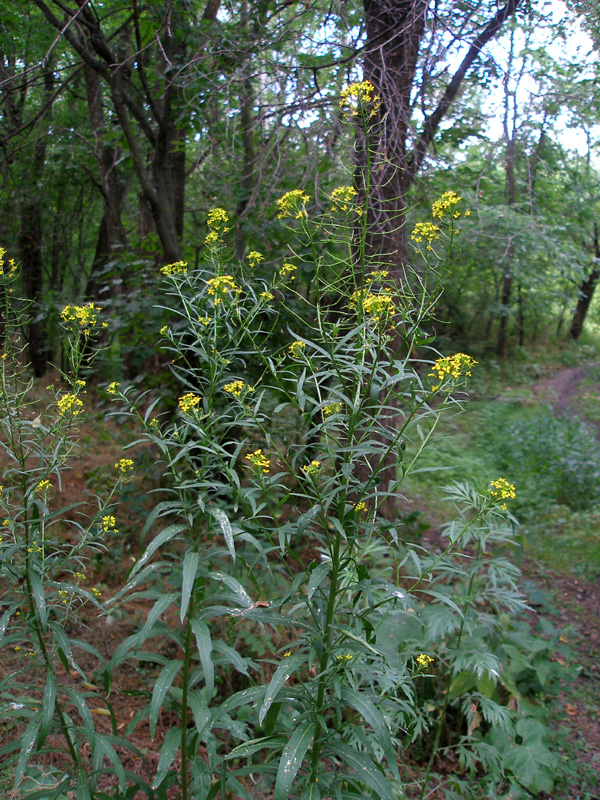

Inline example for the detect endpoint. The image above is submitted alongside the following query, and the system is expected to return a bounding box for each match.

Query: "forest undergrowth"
[1,87,599,800]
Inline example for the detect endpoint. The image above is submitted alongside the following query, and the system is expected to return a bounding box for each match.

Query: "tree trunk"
[569,224,600,340]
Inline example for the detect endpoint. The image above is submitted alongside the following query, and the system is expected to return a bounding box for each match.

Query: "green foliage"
[0,143,558,798]
[480,406,600,512]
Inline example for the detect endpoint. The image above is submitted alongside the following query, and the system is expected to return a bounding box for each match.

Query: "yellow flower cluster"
[289,340,306,358]
[207,208,230,229]
[411,221,440,248]
[60,303,101,331]
[198,316,211,325]
[489,478,516,509]
[245,449,270,474]
[429,353,476,390]
[160,261,188,276]
[323,402,343,417]
[365,270,389,283]
[260,291,274,303]
[115,458,134,474]
[206,275,241,305]
[35,480,52,494]
[301,460,321,477]
[224,380,254,398]
[330,186,359,212]
[57,394,84,417]
[247,251,264,268]
[416,653,434,668]
[339,81,381,117]
[0,247,17,278]
[107,381,120,394]
[354,501,367,513]
[336,653,353,661]
[350,290,396,322]
[432,191,462,219]
[101,515,118,533]
[279,262,297,279]
[277,190,310,220]
[178,393,202,413]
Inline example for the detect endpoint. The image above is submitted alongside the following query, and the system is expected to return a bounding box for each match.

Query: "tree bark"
[569,224,600,340]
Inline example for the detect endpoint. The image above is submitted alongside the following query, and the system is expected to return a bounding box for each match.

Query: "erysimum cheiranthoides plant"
[103,82,538,800]
[0,248,144,798]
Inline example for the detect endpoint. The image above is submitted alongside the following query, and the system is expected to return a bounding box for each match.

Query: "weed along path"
[525,363,600,797]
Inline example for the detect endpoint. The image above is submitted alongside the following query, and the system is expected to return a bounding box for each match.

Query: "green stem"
[309,524,343,777]
[181,596,194,800]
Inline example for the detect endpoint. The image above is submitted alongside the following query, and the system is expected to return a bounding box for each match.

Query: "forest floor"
[2,363,600,798]
[527,365,600,798]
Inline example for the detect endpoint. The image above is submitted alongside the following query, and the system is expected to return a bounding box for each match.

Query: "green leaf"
[64,688,96,749]
[208,571,252,607]
[129,525,185,581]
[76,769,91,800]
[95,734,126,791]
[307,562,331,601]
[274,720,315,800]
[259,653,305,725]
[449,671,477,699]
[225,736,288,761]
[137,592,179,646]
[0,604,18,648]
[38,668,56,746]
[150,660,182,738]
[328,743,396,800]
[191,619,214,695]
[30,571,47,632]
[14,718,40,788]
[211,508,236,561]
[341,687,399,779]
[180,550,200,622]
[212,639,254,675]
[152,728,182,789]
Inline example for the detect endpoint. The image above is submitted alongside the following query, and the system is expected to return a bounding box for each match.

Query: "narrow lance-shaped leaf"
[150,660,182,739]
[259,653,305,725]
[191,619,214,696]
[274,720,315,800]
[180,549,200,622]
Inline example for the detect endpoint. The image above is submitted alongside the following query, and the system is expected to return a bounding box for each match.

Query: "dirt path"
[528,365,600,798]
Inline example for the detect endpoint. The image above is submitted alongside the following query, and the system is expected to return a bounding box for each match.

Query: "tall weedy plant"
[1,85,542,800]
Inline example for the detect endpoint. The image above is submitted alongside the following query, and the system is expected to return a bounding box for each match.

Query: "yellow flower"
[247,251,264,267]
[207,207,230,229]
[101,515,117,532]
[428,353,476,390]
[301,460,321,477]
[489,478,516,509]
[339,81,381,118]
[432,191,462,219]
[57,394,84,417]
[223,380,254,398]
[330,186,359,213]
[416,653,434,668]
[198,316,211,326]
[178,393,202,413]
[365,270,389,283]
[289,340,306,358]
[349,290,396,322]
[107,382,120,394]
[411,221,440,246]
[354,501,368,513]
[115,458,134,474]
[60,303,101,331]
[279,262,297,279]
[323,402,343,417]
[35,480,52,494]
[92,587,102,598]
[0,247,18,278]
[206,275,241,305]
[245,449,270,474]
[259,291,274,303]
[160,261,188,276]
[277,190,310,220]
[74,380,86,390]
